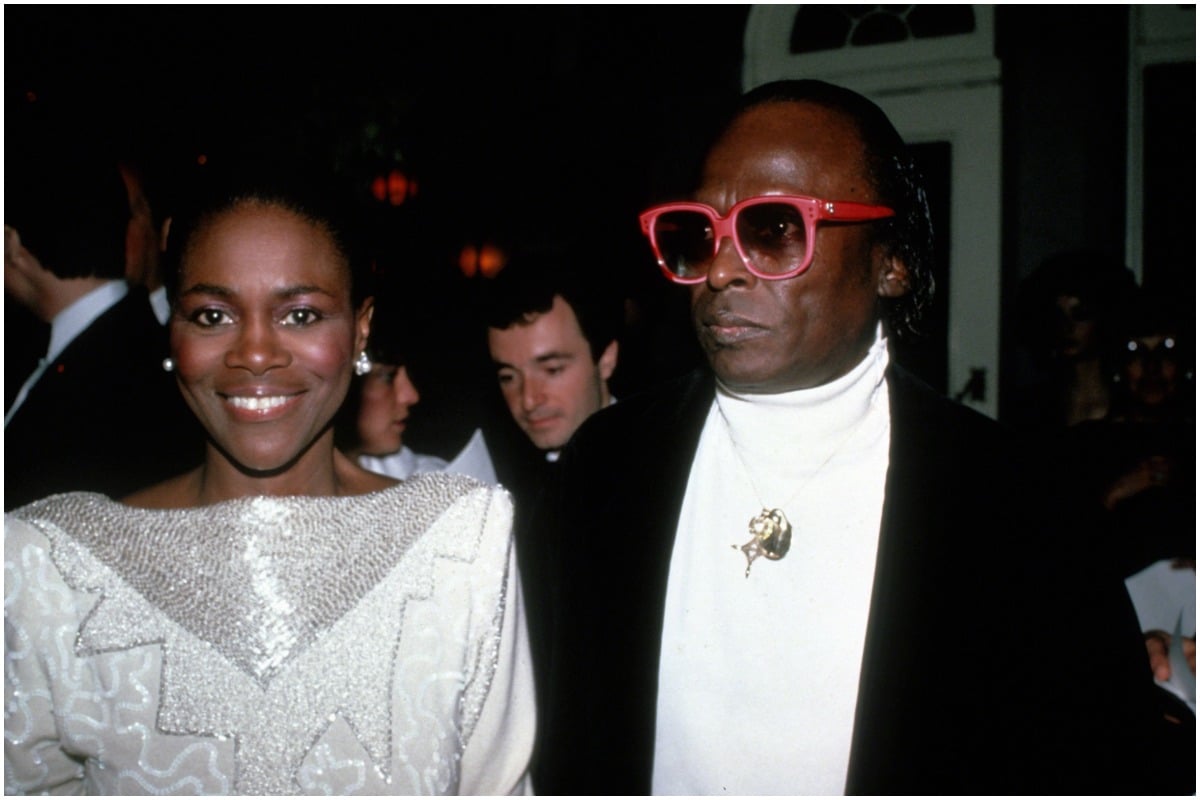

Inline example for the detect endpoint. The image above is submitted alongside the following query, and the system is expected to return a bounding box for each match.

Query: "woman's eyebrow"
[177,284,337,299]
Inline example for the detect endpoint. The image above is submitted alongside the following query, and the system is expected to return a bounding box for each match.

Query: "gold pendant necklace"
[738,507,793,577]
[718,396,875,578]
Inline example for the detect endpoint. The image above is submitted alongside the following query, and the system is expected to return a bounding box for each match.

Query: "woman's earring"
[354,351,372,376]
[162,357,175,373]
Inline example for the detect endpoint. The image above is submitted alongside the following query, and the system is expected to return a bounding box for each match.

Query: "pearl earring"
[354,351,372,376]
[162,357,175,373]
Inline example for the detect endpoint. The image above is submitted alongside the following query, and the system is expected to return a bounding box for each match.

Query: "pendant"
[735,507,792,577]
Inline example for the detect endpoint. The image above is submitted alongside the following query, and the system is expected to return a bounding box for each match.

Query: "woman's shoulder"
[382,473,513,539]
[7,490,119,531]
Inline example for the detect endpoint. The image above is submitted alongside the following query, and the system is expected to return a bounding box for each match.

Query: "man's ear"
[877,249,911,299]
[598,339,619,382]
[159,217,172,253]
[4,225,48,280]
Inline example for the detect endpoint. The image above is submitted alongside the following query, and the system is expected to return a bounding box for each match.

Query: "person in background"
[482,251,622,462]
[4,162,534,794]
[476,250,624,776]
[335,294,496,485]
[532,79,1181,794]
[1062,288,1196,725]
[1011,248,1138,431]
[118,150,176,325]
[4,136,201,510]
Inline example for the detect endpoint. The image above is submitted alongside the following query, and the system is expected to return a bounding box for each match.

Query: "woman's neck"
[123,440,394,509]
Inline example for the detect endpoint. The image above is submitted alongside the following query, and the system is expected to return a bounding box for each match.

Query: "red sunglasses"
[639,194,895,284]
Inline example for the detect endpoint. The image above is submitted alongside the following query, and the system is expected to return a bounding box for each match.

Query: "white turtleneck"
[652,328,892,796]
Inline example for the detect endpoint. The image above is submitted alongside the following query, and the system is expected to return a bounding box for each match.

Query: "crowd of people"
[4,79,1194,795]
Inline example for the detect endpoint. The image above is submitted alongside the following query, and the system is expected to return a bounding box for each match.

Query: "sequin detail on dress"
[8,474,512,795]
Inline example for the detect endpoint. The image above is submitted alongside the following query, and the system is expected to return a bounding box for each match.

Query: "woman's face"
[356,363,421,456]
[169,201,370,475]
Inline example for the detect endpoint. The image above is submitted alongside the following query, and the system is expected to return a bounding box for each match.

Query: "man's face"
[689,101,903,393]
[1051,294,1100,360]
[1121,332,1181,411]
[488,295,617,451]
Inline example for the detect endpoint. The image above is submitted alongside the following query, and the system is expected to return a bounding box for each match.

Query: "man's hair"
[727,79,935,341]
[117,149,178,230]
[480,250,623,362]
[6,134,131,281]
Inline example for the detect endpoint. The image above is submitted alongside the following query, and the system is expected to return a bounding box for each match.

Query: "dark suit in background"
[4,286,201,510]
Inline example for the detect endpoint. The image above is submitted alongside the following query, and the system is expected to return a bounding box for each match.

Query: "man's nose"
[705,236,754,290]
[521,376,544,411]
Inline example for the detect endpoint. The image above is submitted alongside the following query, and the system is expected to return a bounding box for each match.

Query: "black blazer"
[532,365,1179,795]
[5,288,202,510]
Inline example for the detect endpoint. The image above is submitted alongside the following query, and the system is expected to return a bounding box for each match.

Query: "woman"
[336,299,497,485]
[4,167,534,794]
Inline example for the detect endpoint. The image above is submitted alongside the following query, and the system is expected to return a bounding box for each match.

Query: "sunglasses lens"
[736,202,809,275]
[653,210,714,280]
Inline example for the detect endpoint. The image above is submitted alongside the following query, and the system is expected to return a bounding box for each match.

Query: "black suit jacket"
[532,365,1180,794]
[5,287,203,510]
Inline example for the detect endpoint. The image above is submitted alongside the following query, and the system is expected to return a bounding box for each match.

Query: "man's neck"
[40,276,113,322]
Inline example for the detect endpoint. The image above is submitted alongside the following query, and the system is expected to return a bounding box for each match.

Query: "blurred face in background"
[356,362,421,456]
[1120,330,1182,415]
[1051,293,1101,360]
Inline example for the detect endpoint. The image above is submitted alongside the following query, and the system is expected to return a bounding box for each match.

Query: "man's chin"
[709,354,782,394]
[527,429,567,452]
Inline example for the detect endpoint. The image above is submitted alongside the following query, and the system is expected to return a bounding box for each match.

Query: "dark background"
[5,5,1194,455]
[6,6,749,454]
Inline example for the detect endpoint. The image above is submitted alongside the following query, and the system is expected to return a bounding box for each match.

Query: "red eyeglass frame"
[638,194,895,284]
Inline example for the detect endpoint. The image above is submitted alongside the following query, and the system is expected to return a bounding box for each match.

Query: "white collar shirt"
[5,280,129,427]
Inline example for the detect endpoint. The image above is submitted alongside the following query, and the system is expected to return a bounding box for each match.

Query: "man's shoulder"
[574,369,712,442]
[66,291,169,373]
[96,286,166,337]
[887,363,1010,451]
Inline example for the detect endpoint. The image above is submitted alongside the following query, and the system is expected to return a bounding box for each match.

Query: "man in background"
[4,136,201,509]
[477,250,624,759]
[483,252,621,460]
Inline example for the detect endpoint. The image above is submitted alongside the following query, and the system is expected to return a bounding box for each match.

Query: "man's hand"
[1145,629,1197,681]
[1103,455,1173,510]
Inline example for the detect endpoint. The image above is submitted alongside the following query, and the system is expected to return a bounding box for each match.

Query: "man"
[4,139,202,510]
[119,155,174,325]
[533,80,1178,794]
[478,252,623,766]
[484,253,621,459]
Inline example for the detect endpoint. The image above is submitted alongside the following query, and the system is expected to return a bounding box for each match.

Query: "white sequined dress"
[4,474,534,795]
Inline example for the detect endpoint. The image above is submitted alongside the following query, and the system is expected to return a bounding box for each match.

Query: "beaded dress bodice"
[4,474,529,795]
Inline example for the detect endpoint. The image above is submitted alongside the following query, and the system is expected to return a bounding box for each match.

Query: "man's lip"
[702,308,765,328]
[702,310,767,342]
